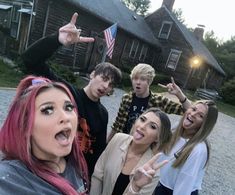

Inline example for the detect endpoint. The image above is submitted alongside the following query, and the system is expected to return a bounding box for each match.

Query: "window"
[166,49,181,70]
[158,21,173,39]
[10,4,21,39]
[139,44,148,61]
[129,40,139,59]
[0,4,12,28]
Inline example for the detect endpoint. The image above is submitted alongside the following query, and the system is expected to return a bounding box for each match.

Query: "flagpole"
[96,23,116,37]
[101,46,108,62]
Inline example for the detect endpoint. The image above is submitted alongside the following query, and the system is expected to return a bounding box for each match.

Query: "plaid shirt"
[111,91,184,133]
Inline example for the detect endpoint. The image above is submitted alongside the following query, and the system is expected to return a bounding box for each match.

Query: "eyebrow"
[142,115,160,129]
[38,101,54,108]
[150,121,160,129]
[193,106,206,116]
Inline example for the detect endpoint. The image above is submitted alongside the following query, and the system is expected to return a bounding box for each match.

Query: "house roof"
[151,6,225,76]
[65,0,161,49]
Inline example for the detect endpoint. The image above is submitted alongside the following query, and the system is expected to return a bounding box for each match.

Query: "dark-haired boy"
[22,13,122,177]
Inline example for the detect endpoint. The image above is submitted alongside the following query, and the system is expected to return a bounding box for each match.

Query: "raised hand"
[158,77,191,109]
[58,12,95,46]
[158,77,182,96]
[130,153,168,192]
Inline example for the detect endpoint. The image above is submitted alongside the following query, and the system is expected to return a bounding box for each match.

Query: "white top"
[159,137,207,195]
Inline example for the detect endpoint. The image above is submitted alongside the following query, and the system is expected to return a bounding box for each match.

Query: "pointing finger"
[79,36,95,43]
[70,12,78,25]
[158,83,167,88]
[171,77,175,85]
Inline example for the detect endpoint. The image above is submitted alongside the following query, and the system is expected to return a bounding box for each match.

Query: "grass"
[216,101,235,118]
[0,59,25,88]
[124,84,235,118]
[1,59,235,117]
[184,90,235,118]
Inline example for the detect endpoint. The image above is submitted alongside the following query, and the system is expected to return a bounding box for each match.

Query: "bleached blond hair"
[130,63,156,84]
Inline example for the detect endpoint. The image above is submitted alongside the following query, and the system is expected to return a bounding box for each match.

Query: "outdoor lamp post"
[183,56,201,89]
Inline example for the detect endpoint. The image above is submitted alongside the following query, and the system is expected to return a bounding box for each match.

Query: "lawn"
[0,59,24,88]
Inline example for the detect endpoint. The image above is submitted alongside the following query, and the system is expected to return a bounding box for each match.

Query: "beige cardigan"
[90,133,159,195]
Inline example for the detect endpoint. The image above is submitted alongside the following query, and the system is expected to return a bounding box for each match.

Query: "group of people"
[0,13,218,195]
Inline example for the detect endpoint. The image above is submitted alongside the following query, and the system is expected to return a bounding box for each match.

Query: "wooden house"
[0,0,162,73]
[145,0,226,90]
[0,0,225,90]
[0,0,33,56]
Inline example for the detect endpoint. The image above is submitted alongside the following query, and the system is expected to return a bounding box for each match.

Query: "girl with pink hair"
[0,75,168,195]
[0,75,88,194]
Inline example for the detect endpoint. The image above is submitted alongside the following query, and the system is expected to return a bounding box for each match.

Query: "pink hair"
[0,75,88,195]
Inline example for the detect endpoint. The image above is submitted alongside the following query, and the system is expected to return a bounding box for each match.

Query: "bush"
[152,73,171,85]
[121,71,132,87]
[220,77,235,105]
[50,62,77,84]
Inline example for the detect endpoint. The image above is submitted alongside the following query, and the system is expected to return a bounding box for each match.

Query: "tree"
[172,8,194,32]
[203,31,220,54]
[173,8,185,24]
[122,0,150,16]
[203,32,235,81]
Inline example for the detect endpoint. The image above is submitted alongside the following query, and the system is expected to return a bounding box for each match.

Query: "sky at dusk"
[149,0,234,42]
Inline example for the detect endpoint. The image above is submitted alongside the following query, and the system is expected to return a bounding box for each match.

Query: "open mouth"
[134,129,145,140]
[184,116,193,126]
[98,89,105,95]
[55,128,71,144]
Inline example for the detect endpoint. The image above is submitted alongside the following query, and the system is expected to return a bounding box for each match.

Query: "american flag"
[104,23,117,59]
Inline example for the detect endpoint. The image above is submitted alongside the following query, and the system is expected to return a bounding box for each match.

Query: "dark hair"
[94,62,122,86]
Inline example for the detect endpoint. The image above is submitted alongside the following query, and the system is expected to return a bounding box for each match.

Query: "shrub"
[152,73,171,85]
[220,77,235,105]
[121,71,132,87]
[50,62,77,84]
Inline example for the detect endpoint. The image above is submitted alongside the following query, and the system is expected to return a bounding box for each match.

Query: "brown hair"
[94,62,122,86]
[131,107,172,154]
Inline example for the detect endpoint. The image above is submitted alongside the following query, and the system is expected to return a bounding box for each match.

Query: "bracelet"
[180,97,187,104]
[129,182,139,194]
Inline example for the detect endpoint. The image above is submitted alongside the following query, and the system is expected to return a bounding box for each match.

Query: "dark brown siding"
[146,9,206,89]
[28,0,160,72]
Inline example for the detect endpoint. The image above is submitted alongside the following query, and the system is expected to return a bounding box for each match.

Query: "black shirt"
[123,93,150,133]
[112,172,130,195]
[22,33,108,177]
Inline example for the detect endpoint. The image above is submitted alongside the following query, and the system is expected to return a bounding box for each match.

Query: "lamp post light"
[183,56,201,89]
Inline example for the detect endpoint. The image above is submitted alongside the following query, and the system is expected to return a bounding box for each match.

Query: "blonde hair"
[130,63,156,85]
[170,100,218,168]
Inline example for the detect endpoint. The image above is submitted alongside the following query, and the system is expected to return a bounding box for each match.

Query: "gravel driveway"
[1,88,235,194]
[101,88,235,195]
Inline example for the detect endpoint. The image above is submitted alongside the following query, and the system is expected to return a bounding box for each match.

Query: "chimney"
[162,0,175,11]
[194,24,205,42]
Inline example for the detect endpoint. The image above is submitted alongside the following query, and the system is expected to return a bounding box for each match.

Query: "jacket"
[90,133,159,195]
[112,91,184,133]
